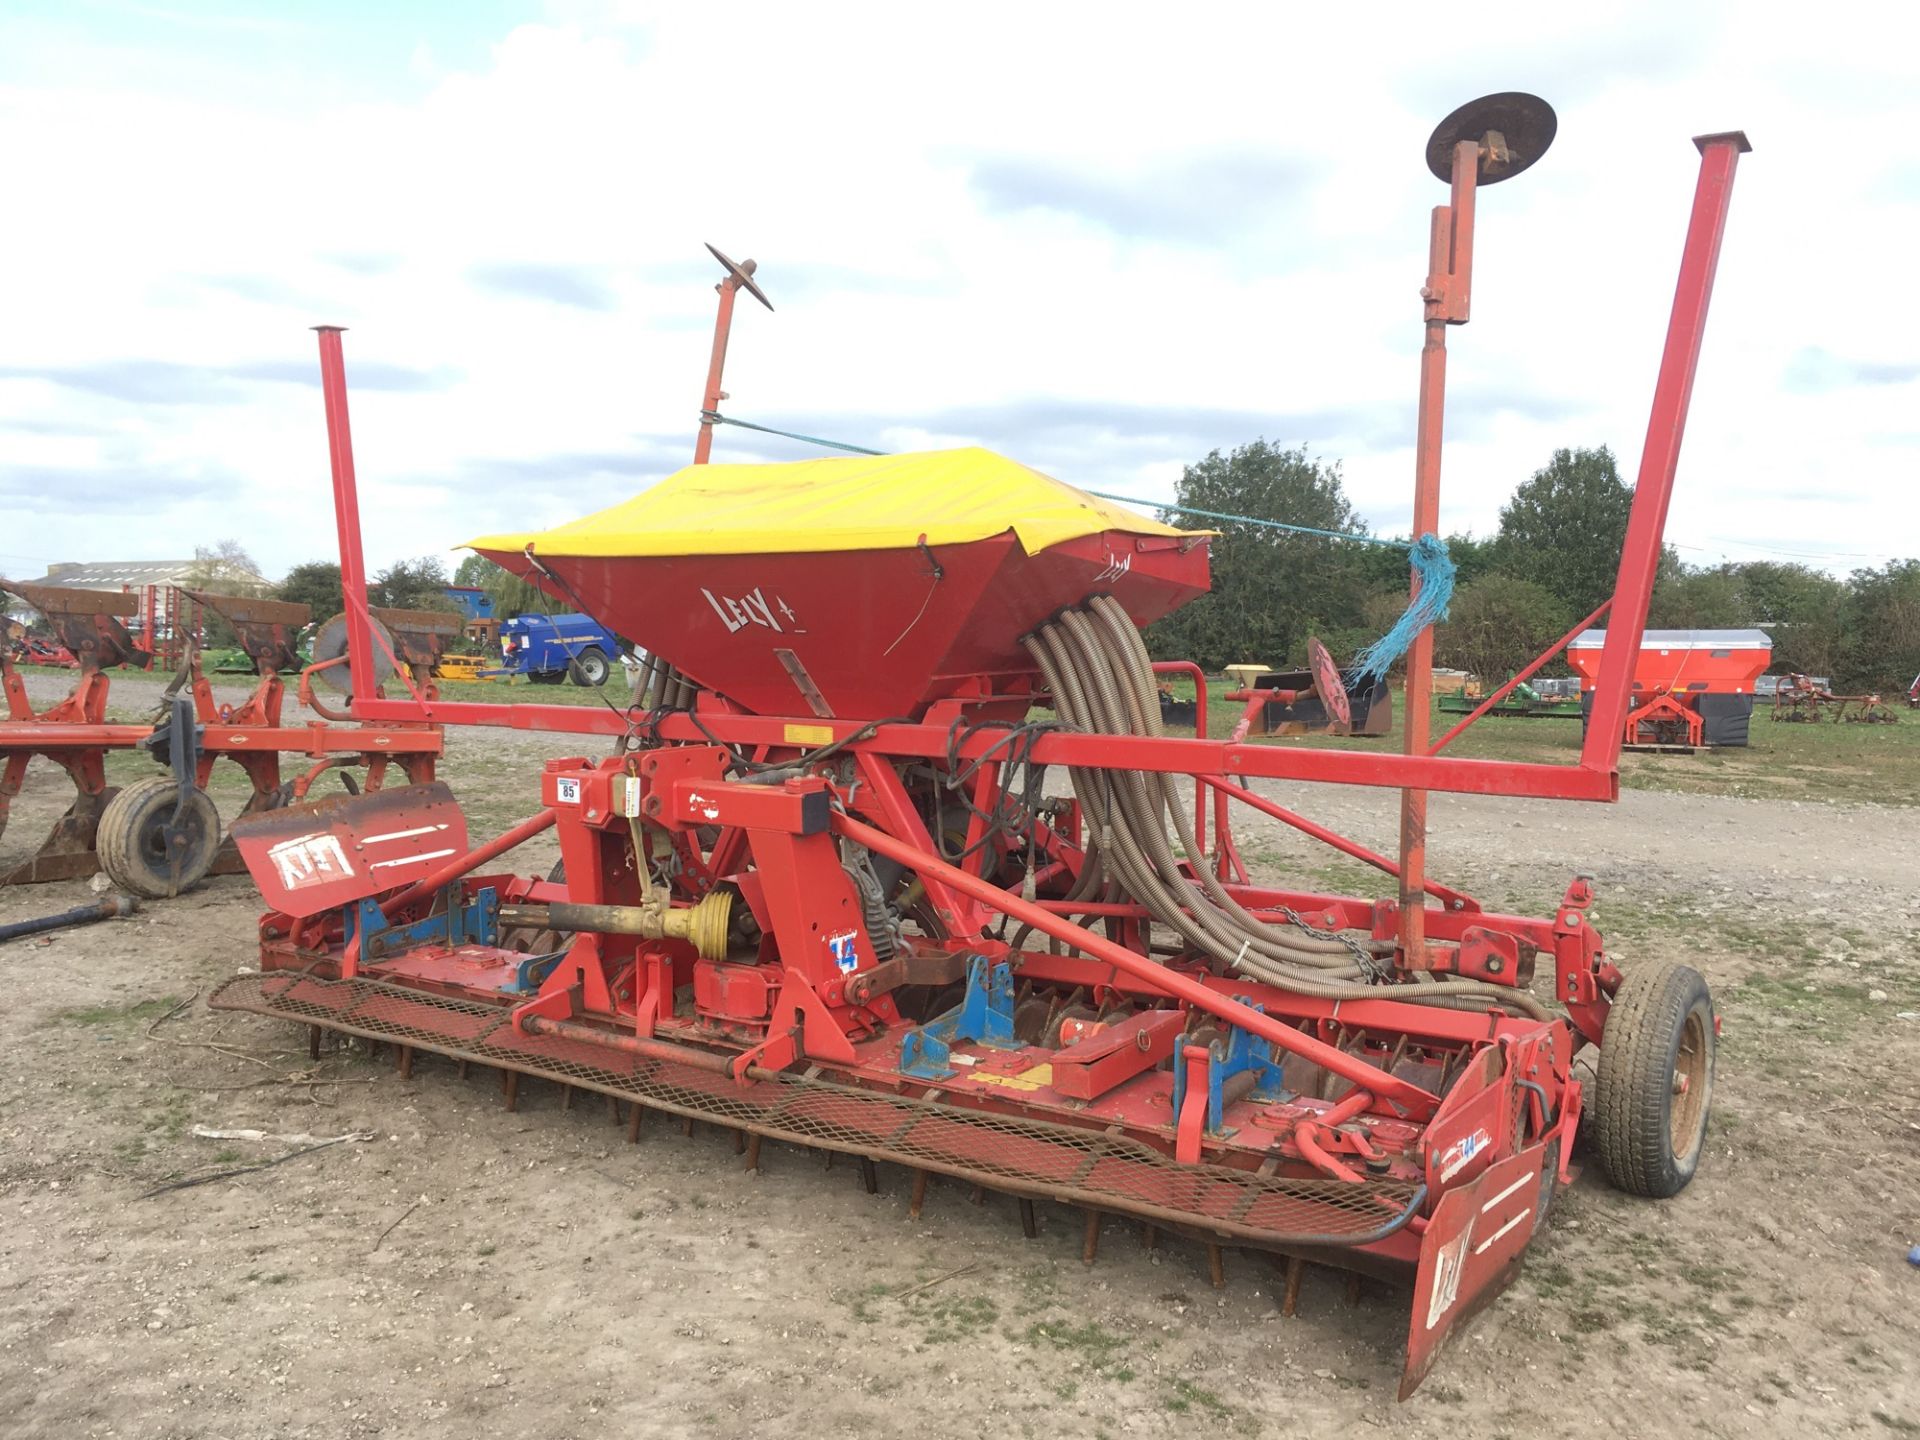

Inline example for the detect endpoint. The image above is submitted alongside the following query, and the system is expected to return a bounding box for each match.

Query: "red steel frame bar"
[693,277,739,465]
[1580,133,1750,766]
[1200,774,1474,910]
[382,807,557,916]
[834,811,1441,1117]
[1397,137,1479,967]
[346,697,1620,798]
[693,252,770,467]
[314,327,377,702]
[1428,598,1612,754]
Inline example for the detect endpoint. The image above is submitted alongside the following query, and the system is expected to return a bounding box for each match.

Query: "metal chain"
[1277,905,1387,982]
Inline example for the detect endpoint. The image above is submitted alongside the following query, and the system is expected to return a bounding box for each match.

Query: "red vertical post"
[1396,138,1480,964]
[313,325,376,703]
[693,280,741,465]
[692,247,772,464]
[1579,133,1751,771]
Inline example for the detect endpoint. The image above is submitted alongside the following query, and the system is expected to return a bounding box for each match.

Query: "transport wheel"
[97,776,222,899]
[1591,959,1714,1198]
[569,647,611,687]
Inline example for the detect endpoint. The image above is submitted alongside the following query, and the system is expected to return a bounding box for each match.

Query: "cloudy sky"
[1,1,1915,583]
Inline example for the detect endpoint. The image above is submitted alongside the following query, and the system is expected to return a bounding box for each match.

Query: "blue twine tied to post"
[1350,533,1455,684]
[703,418,1455,682]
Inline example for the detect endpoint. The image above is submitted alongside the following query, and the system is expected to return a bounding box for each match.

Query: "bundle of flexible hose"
[1024,596,1548,1021]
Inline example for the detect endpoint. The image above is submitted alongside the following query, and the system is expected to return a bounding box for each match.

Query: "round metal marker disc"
[310,612,396,696]
[1425,92,1557,185]
[1306,636,1352,729]
[704,242,774,312]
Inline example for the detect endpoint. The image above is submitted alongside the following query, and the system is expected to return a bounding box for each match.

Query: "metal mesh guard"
[210,971,1418,1248]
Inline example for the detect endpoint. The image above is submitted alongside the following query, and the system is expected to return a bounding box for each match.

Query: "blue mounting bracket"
[1170,998,1292,1135]
[347,884,501,964]
[898,953,1020,1081]
[506,949,564,995]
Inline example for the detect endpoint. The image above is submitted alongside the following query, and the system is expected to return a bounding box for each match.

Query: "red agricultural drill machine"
[207,96,1747,1397]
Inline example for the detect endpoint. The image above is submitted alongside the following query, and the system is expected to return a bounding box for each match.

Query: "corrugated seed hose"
[1024,596,1549,1021]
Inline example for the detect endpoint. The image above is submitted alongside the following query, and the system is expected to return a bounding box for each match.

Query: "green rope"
[701,410,885,456]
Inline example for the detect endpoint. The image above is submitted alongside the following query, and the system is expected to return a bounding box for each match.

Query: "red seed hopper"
[466,447,1212,719]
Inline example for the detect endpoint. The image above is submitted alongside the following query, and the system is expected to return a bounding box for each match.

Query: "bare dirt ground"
[3,669,1918,1439]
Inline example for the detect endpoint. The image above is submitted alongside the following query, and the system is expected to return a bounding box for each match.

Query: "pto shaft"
[497,892,731,962]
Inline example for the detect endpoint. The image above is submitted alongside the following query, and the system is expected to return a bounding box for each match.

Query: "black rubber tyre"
[569,646,611,687]
[530,670,565,686]
[97,776,222,899]
[1591,959,1715,1198]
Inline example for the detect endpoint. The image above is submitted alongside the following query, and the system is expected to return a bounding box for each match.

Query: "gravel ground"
[2,668,1917,1438]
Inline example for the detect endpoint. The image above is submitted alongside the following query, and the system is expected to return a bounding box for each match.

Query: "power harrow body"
[205,105,1748,1397]
[217,724,1600,1396]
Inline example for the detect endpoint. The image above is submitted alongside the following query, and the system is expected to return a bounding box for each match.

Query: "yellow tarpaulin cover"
[465,446,1200,559]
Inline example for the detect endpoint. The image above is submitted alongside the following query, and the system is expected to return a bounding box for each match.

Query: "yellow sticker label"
[784,723,835,746]
[970,1063,1054,1094]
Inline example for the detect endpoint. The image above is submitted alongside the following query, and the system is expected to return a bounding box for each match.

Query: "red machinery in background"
[0,579,446,892]
[1568,626,1771,751]
[1770,672,1901,725]
[208,97,1749,1397]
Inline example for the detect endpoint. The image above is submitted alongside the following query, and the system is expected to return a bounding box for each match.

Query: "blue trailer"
[493,612,624,686]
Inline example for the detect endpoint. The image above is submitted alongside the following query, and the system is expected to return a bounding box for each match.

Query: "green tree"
[184,539,268,595]
[277,561,344,623]
[368,556,450,611]
[1494,446,1636,618]
[447,550,561,619]
[1143,441,1378,671]
[1648,566,1744,629]
[1433,575,1571,687]
[182,540,270,648]
[1738,562,1845,678]
[452,553,495,588]
[1649,560,1848,679]
[1839,559,1920,689]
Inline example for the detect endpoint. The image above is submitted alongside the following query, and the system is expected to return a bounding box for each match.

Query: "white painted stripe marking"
[363,824,451,844]
[1473,1207,1532,1255]
[1481,1173,1533,1213]
[368,848,457,870]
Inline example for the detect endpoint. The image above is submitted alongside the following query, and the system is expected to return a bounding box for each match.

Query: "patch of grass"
[476,1243,497,1257]
[1730,973,1903,1028]
[143,1092,193,1142]
[841,1281,893,1326]
[839,1275,1002,1345]
[1176,677,1920,807]
[55,996,179,1027]
[432,676,633,709]
[917,1293,999,1345]
[1163,1379,1232,1417]
[1017,1318,1136,1380]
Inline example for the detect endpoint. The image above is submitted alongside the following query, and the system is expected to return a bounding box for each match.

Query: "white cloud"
[1,0,1916,582]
